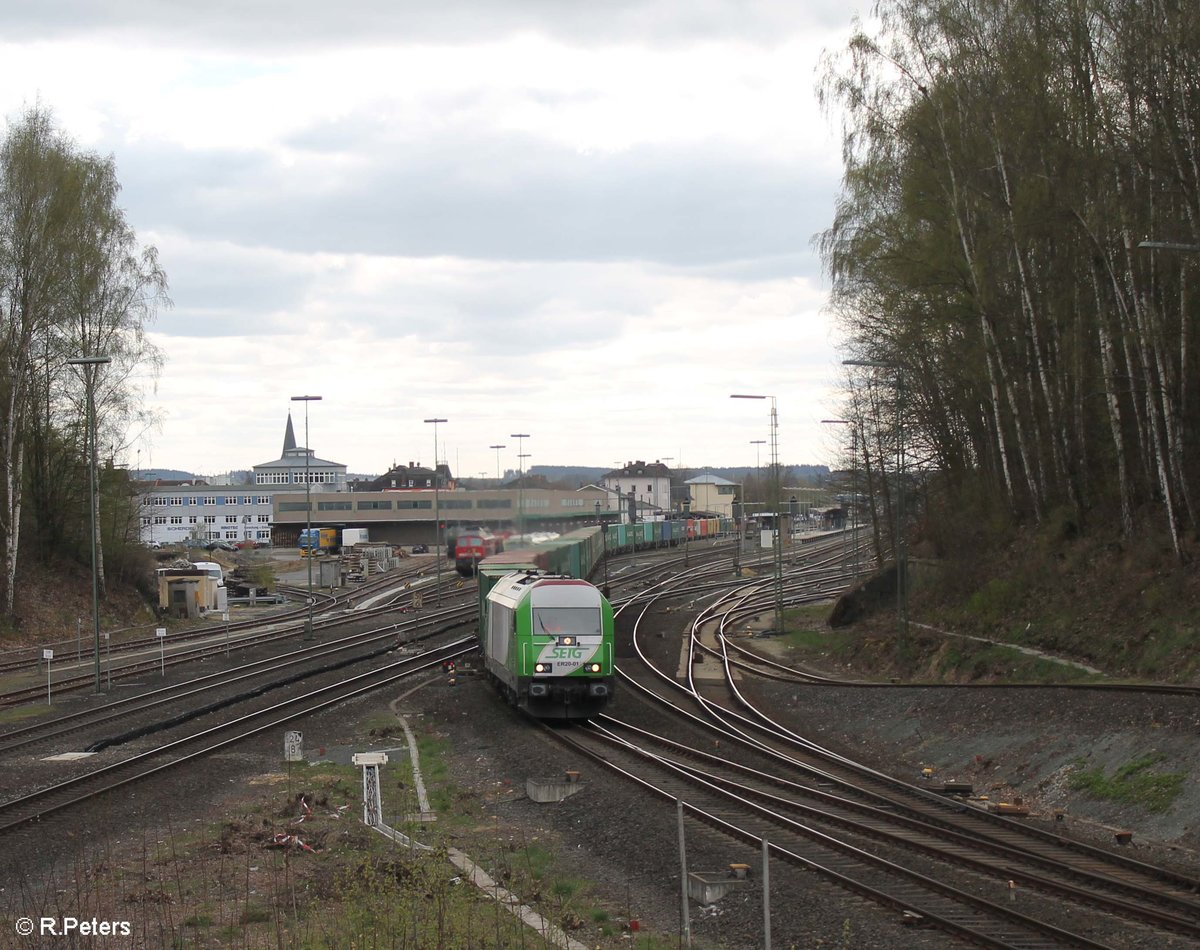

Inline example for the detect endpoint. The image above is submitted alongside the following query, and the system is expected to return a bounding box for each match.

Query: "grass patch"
[1130,623,1200,681]
[3,705,673,949]
[775,604,860,664]
[963,578,1024,626]
[0,702,52,725]
[358,710,404,736]
[417,734,452,791]
[1069,754,1185,812]
[238,904,271,925]
[516,842,555,881]
[930,639,1097,683]
[783,603,835,627]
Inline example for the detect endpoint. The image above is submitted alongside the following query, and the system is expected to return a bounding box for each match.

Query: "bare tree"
[0,107,166,618]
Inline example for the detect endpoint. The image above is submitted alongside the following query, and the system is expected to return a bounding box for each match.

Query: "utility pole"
[291,395,322,640]
[68,355,111,693]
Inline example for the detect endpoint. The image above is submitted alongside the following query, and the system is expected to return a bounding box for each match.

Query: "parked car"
[234,539,265,550]
[410,543,428,554]
[205,540,237,552]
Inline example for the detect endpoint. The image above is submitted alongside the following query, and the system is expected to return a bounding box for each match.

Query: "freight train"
[477,525,611,718]
[472,518,729,718]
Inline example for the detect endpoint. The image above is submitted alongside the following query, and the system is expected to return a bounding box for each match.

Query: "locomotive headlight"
[588,663,602,673]
[561,636,574,646]
[534,663,547,673]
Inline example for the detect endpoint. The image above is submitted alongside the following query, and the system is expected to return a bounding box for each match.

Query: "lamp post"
[843,358,907,659]
[731,394,783,635]
[489,443,506,483]
[595,499,610,596]
[731,493,741,575]
[425,418,447,605]
[68,355,111,693]
[291,395,322,640]
[511,433,530,538]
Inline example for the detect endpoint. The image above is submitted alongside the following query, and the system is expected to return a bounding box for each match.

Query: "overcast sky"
[4,1,866,479]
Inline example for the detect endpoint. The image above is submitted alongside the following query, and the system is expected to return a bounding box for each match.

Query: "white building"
[137,413,347,546]
[685,472,740,519]
[601,460,674,521]
[138,481,276,546]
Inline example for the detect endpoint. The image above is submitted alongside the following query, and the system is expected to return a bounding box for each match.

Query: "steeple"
[282,411,297,455]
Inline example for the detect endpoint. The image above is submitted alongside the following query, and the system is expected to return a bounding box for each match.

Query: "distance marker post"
[43,648,53,704]
[156,627,166,675]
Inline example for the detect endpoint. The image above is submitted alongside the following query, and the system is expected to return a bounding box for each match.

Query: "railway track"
[552,721,1134,949]
[14,527,1192,946]
[0,601,477,756]
[0,540,702,829]
[0,638,476,836]
[0,562,473,707]
[521,537,1200,947]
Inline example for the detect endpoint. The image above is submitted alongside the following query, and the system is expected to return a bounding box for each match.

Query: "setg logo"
[548,646,583,660]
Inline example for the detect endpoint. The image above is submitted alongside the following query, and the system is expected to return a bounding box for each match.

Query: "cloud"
[9,1,863,50]
[119,133,837,272]
[0,4,864,476]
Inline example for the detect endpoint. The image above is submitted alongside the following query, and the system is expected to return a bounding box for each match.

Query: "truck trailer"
[299,527,339,555]
[341,527,370,547]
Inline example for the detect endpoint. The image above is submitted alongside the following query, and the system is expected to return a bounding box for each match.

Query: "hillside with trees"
[821,0,1198,554]
[0,107,166,635]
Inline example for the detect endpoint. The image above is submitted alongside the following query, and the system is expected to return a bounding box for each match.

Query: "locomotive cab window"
[535,607,602,639]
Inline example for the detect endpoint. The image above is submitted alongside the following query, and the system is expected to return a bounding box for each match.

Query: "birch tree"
[821,0,1200,558]
[0,107,165,619]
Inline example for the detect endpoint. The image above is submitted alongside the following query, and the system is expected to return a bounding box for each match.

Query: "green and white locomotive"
[479,570,615,719]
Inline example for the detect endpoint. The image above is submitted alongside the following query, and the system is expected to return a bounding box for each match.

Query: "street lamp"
[425,418,447,605]
[68,355,111,693]
[511,433,530,538]
[489,444,506,483]
[730,394,783,635]
[291,395,322,640]
[843,358,907,658]
[595,499,610,596]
